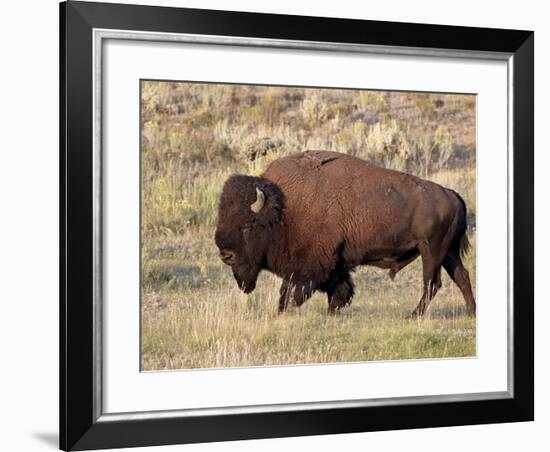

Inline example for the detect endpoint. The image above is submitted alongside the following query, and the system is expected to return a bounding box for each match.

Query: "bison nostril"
[220,250,235,265]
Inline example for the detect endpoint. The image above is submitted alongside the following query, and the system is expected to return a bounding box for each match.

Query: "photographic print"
[61,4,533,447]
[140,80,477,371]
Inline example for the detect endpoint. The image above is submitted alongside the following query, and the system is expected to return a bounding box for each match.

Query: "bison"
[214,151,476,318]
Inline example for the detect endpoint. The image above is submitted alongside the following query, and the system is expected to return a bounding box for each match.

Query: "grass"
[140,81,477,371]
[141,230,477,371]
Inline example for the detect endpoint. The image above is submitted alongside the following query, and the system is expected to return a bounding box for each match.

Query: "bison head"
[215,175,284,293]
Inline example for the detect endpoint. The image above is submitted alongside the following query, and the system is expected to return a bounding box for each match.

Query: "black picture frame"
[60,1,534,450]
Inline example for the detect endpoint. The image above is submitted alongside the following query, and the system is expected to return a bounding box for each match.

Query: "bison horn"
[250,187,265,213]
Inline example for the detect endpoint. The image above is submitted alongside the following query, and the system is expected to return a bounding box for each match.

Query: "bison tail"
[459,230,471,259]
[452,190,470,260]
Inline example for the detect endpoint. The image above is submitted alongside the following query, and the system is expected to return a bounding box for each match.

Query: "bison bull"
[215,151,476,318]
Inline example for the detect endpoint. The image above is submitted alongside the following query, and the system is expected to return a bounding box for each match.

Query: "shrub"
[301,91,331,125]
[240,136,284,162]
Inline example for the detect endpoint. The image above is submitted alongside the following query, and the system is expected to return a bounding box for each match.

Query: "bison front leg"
[327,273,354,314]
[278,280,314,314]
[278,280,291,314]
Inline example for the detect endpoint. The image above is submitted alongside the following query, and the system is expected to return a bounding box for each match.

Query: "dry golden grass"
[141,230,476,371]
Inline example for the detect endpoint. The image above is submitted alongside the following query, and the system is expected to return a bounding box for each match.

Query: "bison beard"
[215,151,476,318]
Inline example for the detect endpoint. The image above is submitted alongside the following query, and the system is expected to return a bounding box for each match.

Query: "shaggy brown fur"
[215,151,476,317]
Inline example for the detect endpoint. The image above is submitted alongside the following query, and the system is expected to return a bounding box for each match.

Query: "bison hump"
[297,150,341,169]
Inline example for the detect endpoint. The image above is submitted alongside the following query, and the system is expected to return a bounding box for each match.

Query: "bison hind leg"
[411,267,442,318]
[325,273,354,314]
[411,242,444,318]
[443,251,476,317]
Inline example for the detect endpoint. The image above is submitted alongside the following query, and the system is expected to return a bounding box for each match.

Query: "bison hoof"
[408,310,422,319]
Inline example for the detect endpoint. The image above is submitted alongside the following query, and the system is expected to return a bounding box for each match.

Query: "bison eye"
[242,227,250,241]
[219,249,236,266]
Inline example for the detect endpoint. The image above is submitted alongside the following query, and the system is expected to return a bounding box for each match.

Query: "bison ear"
[250,187,266,213]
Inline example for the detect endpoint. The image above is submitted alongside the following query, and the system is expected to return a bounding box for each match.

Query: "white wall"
[0,0,546,451]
